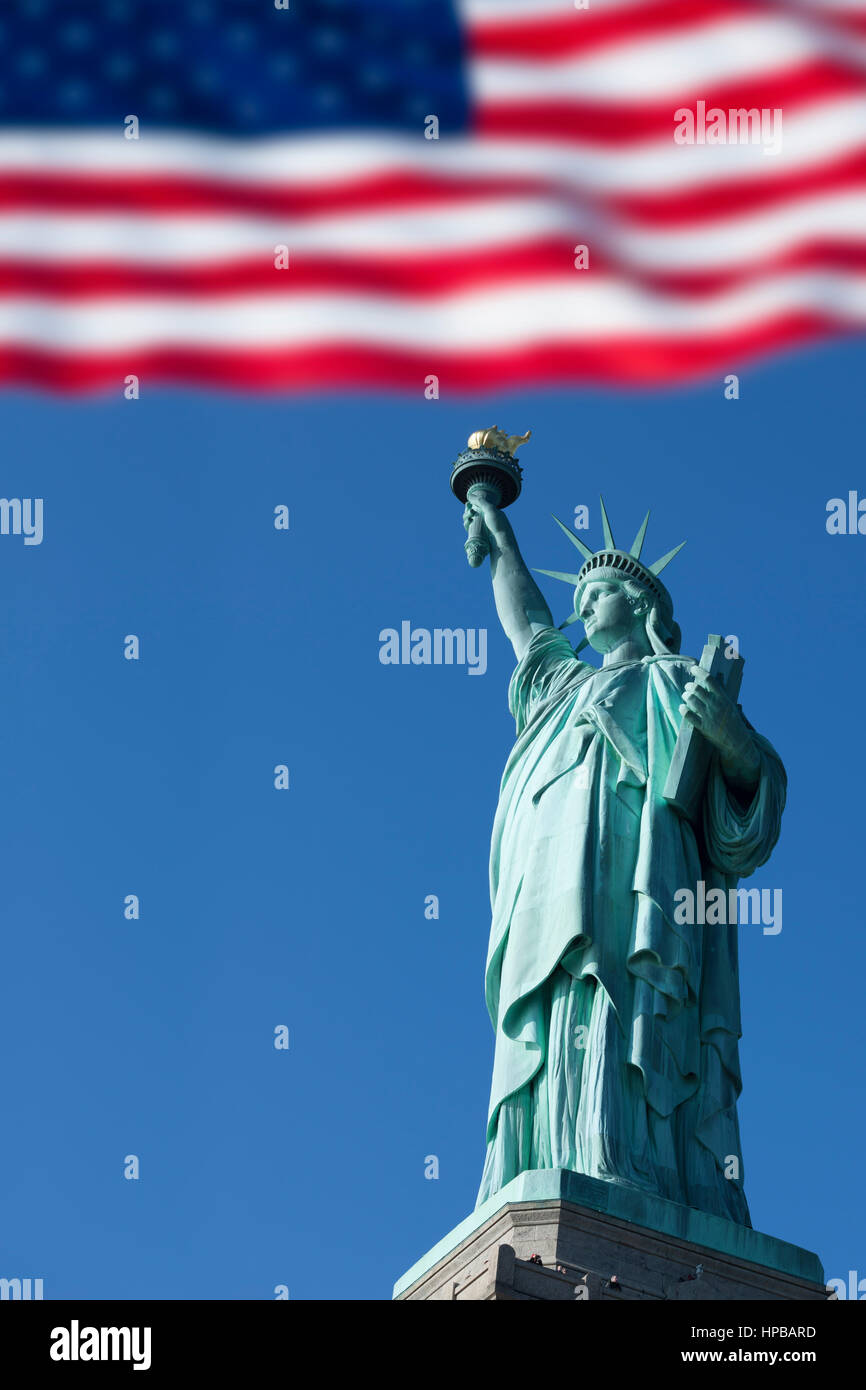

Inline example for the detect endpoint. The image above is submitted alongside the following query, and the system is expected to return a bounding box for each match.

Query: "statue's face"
[577,580,643,654]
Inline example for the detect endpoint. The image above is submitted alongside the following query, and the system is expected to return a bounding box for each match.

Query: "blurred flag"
[0,0,864,391]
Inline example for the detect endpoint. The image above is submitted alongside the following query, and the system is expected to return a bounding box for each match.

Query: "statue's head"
[575,573,680,655]
[534,500,685,657]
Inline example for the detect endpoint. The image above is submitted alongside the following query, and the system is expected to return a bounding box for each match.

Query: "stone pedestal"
[394,1169,826,1301]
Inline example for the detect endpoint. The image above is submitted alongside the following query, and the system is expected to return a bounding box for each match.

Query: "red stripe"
[774,2,866,40]
[469,0,753,60]
[2,144,864,225]
[1,239,865,298]
[0,169,548,216]
[477,61,866,143]
[0,316,856,391]
[610,148,866,224]
[469,0,866,57]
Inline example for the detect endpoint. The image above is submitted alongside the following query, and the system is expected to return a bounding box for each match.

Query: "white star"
[315,86,340,109]
[149,31,180,61]
[360,67,388,90]
[229,23,255,49]
[61,21,92,50]
[105,53,136,81]
[269,54,297,79]
[17,50,46,77]
[312,28,344,55]
[148,86,177,111]
[102,0,132,21]
[60,79,91,107]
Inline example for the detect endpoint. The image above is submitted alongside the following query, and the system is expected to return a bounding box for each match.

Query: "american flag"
[1,0,864,392]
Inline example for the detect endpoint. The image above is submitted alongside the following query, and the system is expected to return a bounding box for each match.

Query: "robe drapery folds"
[477,627,785,1224]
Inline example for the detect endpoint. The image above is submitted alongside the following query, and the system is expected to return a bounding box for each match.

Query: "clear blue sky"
[1,339,863,1299]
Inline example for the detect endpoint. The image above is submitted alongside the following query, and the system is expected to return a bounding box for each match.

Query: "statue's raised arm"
[463,494,553,661]
[450,426,552,660]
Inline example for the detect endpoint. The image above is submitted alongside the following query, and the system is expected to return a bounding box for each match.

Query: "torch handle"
[464,513,489,568]
[464,481,501,569]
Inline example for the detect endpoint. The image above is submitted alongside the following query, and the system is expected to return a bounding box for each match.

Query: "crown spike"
[534,567,583,586]
[599,495,615,551]
[648,540,686,575]
[550,513,594,561]
[629,510,650,559]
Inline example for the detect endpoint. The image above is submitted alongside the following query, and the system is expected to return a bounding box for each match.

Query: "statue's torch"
[449,427,530,567]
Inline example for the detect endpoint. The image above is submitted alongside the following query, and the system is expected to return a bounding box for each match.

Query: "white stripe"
[472,17,860,102]
[0,274,864,349]
[782,0,866,11]
[460,0,866,20]
[0,102,864,192]
[0,203,588,261]
[608,190,866,265]
[2,190,863,270]
[459,0,639,21]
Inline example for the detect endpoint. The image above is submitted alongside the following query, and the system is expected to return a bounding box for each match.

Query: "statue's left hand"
[679,666,760,786]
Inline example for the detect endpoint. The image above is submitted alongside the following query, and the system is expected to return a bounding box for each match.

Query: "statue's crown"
[533,497,686,631]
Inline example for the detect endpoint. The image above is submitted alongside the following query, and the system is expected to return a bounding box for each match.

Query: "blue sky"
[1,338,863,1299]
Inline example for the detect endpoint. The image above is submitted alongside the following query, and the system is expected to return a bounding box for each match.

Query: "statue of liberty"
[461,438,786,1228]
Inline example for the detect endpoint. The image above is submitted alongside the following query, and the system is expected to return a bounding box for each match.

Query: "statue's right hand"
[463,488,501,531]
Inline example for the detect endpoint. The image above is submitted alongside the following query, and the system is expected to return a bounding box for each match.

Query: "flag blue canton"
[0,0,470,133]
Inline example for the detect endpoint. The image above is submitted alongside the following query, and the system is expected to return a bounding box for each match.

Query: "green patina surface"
[455,484,789,1229]
[414,464,823,1302]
